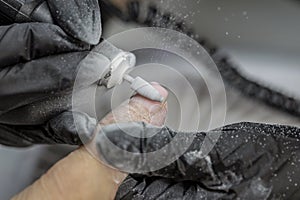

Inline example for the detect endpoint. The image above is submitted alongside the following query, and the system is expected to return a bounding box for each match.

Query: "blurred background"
[1,0,300,199]
[102,0,300,97]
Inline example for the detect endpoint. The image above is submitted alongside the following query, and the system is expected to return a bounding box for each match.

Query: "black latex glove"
[0,0,102,147]
[93,122,300,199]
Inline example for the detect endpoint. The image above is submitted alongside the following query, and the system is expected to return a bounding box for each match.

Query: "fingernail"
[150,104,162,114]
[151,82,159,85]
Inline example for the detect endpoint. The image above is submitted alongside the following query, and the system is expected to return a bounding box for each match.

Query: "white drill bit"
[123,74,164,102]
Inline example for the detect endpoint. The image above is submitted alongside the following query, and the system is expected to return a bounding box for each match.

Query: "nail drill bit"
[123,74,164,102]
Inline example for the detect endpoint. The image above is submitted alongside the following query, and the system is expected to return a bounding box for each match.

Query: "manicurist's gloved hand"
[107,122,300,199]
[0,0,103,147]
[12,83,168,200]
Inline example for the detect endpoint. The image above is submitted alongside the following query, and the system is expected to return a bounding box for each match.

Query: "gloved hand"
[93,122,300,199]
[0,0,103,147]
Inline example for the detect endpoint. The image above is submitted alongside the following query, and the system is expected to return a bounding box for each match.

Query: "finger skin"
[12,147,127,200]
[12,84,168,200]
[100,83,168,126]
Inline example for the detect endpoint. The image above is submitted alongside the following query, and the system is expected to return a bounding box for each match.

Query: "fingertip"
[150,82,168,100]
[48,0,102,45]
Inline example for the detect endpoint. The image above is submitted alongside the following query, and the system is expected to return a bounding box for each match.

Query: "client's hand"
[12,83,168,200]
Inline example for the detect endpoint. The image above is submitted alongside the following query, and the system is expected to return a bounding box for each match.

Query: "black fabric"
[0,0,102,146]
[113,122,300,200]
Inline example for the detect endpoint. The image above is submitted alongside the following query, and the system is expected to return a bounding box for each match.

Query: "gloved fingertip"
[48,0,102,45]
